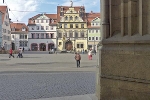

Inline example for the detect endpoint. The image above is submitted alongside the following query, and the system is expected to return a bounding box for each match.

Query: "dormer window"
[70,10,73,13]
[22,27,26,31]
[51,19,54,23]
[70,16,73,20]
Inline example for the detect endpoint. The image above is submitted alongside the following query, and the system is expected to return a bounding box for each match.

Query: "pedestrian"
[23,47,24,52]
[88,48,92,60]
[74,52,81,68]
[9,48,14,58]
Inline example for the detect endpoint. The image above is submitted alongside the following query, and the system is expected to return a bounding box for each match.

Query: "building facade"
[28,14,57,51]
[10,23,28,50]
[0,6,11,50]
[87,12,100,51]
[57,4,88,52]
[0,11,2,47]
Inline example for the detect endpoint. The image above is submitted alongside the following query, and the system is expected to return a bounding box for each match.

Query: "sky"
[0,0,100,23]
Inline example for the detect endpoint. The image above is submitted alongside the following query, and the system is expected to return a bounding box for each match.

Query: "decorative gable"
[37,14,49,19]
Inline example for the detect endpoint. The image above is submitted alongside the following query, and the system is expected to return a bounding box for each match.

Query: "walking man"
[75,52,81,68]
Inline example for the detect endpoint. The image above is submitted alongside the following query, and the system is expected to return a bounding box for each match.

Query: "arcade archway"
[39,43,46,51]
[48,43,54,51]
[31,43,38,51]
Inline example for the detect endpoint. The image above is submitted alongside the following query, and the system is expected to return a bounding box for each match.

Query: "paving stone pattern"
[0,72,95,100]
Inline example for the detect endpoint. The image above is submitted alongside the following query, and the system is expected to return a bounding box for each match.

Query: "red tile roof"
[0,6,8,23]
[10,22,28,32]
[86,12,100,28]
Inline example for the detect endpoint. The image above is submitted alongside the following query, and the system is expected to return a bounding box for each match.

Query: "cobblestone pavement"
[0,72,95,100]
[0,53,98,100]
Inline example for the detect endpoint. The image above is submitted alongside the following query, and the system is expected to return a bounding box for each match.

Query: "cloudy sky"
[0,0,100,23]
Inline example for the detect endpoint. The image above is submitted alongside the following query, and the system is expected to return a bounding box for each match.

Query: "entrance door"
[65,41,73,51]
[39,43,46,51]
[48,43,54,51]
[11,42,15,50]
[31,43,38,51]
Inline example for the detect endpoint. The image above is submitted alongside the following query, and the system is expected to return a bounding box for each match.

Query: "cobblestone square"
[0,53,98,100]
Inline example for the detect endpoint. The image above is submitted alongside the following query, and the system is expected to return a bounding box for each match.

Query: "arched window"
[70,16,73,20]
[65,16,68,20]
[75,16,78,20]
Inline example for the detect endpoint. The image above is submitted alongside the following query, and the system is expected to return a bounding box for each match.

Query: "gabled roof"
[86,12,100,28]
[10,22,28,33]
[28,14,57,25]
[0,6,8,23]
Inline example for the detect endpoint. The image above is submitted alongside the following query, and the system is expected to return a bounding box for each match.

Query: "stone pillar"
[101,0,110,39]
[99,0,150,100]
[121,0,124,36]
[139,0,143,35]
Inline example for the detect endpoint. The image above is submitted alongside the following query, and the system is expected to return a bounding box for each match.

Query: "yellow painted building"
[57,5,88,52]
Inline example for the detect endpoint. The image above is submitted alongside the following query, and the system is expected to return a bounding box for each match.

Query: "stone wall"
[98,0,150,100]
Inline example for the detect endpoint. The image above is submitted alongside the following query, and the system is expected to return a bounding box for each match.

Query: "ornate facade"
[57,5,88,52]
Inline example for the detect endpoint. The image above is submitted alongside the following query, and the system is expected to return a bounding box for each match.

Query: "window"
[22,28,26,31]
[75,16,78,20]
[70,16,73,20]
[41,26,44,30]
[77,44,84,48]
[19,41,28,47]
[92,23,94,26]
[89,37,91,40]
[96,22,98,26]
[59,42,62,45]
[89,30,91,33]
[36,20,39,23]
[92,37,94,40]
[50,33,54,38]
[46,33,49,38]
[65,16,68,20]
[41,33,44,38]
[75,32,78,38]
[58,33,62,38]
[31,27,34,30]
[70,24,73,28]
[46,19,49,23]
[50,26,53,30]
[36,26,39,30]
[19,34,24,39]
[81,32,84,37]
[46,26,49,30]
[81,44,84,48]
[5,21,8,26]
[59,24,62,28]
[69,31,73,37]
[41,19,43,23]
[12,35,14,39]
[60,12,64,16]
[96,37,98,40]
[96,30,98,33]
[81,24,84,28]
[92,29,94,33]
[75,24,78,28]
[31,33,34,38]
[36,33,39,38]
[24,35,27,39]
[64,24,67,28]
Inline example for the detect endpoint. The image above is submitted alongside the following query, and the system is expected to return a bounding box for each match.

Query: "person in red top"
[9,48,14,58]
